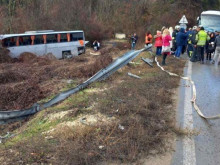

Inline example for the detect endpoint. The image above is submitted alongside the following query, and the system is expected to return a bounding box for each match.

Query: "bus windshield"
[201,15,220,31]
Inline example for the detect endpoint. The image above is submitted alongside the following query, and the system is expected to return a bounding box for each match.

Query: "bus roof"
[0,30,84,40]
[201,10,220,16]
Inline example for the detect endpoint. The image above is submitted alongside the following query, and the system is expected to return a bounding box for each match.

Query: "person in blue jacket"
[175,28,187,58]
[186,28,194,58]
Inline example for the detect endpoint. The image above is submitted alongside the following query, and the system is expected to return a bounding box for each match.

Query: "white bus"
[198,10,220,32]
[0,30,87,59]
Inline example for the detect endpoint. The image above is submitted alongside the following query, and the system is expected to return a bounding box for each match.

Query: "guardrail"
[0,45,152,124]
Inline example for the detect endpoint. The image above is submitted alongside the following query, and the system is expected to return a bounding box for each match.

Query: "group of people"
[130,25,220,66]
[173,25,220,65]
[131,27,172,65]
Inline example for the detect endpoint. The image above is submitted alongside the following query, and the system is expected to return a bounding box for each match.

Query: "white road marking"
[182,61,197,165]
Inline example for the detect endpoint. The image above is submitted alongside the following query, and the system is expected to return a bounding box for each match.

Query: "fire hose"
[155,57,220,120]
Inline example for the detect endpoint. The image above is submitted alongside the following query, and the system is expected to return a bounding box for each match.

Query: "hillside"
[0,0,219,41]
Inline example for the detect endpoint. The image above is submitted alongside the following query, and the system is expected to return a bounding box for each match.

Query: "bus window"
[2,38,9,47]
[60,33,67,42]
[35,35,44,44]
[9,37,16,47]
[47,34,57,43]
[71,32,83,41]
[23,36,31,46]
[19,37,24,45]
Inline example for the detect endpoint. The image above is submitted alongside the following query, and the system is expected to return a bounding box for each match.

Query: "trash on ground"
[128,72,141,79]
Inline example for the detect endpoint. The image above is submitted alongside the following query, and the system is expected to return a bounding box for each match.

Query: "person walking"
[175,28,187,58]
[196,26,210,64]
[190,26,199,62]
[161,28,172,65]
[145,31,153,46]
[131,33,138,50]
[154,30,163,56]
[212,31,220,65]
[206,32,215,61]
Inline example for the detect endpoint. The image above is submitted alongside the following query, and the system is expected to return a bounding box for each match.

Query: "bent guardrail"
[0,45,152,123]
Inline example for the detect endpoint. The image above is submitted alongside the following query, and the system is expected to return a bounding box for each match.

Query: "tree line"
[0,0,219,41]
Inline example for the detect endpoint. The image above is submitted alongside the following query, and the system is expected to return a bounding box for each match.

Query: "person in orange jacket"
[145,31,153,46]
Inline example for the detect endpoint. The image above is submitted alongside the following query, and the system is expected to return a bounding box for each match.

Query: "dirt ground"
[0,43,186,165]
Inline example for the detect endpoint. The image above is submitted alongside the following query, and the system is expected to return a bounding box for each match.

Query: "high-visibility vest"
[196,30,210,46]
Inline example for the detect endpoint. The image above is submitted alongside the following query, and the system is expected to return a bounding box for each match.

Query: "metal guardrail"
[0,45,152,124]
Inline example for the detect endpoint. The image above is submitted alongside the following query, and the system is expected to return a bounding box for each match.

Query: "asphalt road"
[171,60,220,165]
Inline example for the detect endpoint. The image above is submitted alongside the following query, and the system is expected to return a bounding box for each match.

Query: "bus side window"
[47,34,57,43]
[60,33,67,42]
[72,32,83,41]
[35,35,44,44]
[23,36,31,45]
[2,39,9,47]
[71,33,78,41]
[19,37,24,45]
[9,37,16,47]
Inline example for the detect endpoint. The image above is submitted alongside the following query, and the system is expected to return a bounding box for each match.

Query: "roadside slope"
[0,52,186,165]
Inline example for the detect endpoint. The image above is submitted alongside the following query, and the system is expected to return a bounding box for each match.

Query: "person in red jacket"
[162,29,172,65]
[154,30,163,56]
[145,31,153,46]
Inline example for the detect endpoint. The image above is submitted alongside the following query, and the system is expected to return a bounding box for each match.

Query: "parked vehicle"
[0,30,87,59]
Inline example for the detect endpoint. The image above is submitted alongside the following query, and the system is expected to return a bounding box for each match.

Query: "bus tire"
[62,51,71,59]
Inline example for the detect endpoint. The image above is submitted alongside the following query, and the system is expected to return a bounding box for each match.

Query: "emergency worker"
[196,26,210,64]
[187,28,194,58]
[190,26,199,62]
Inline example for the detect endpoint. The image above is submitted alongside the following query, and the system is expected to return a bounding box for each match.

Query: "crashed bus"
[0,30,86,59]
[197,10,220,32]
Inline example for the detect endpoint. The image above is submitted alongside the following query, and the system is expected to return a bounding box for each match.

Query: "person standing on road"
[212,31,220,65]
[145,31,153,46]
[172,25,180,54]
[161,29,172,65]
[187,28,194,58]
[190,26,199,62]
[131,33,138,50]
[206,32,216,61]
[154,30,163,56]
[196,26,210,64]
[169,27,174,49]
[175,28,187,59]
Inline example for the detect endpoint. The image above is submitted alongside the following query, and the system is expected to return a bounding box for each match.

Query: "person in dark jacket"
[190,26,199,62]
[206,32,216,61]
[131,33,138,50]
[175,28,187,58]
[187,28,194,58]
[93,40,100,51]
[172,25,180,54]
[212,31,220,65]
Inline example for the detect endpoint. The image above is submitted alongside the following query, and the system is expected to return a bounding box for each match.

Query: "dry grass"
[0,50,186,165]
[0,49,113,110]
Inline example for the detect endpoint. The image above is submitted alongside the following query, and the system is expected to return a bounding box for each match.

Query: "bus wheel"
[62,51,72,59]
